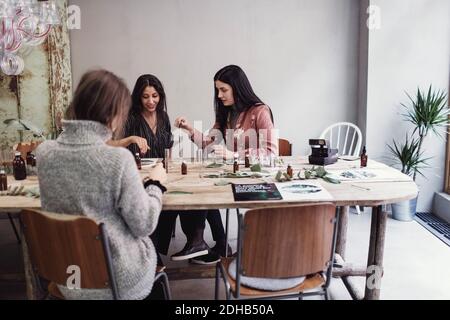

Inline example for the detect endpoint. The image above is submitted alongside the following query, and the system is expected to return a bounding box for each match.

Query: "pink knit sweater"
[191,104,278,157]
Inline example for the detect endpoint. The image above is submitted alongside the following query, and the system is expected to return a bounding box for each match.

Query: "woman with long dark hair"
[174,65,278,264]
[109,74,173,157]
[113,74,211,267]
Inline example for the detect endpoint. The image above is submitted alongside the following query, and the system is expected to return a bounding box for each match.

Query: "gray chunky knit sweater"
[36,120,162,300]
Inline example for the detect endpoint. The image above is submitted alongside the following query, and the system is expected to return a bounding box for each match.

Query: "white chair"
[320,122,363,214]
[320,122,362,157]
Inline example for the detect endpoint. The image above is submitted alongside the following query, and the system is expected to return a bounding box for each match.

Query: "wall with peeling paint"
[0,0,72,151]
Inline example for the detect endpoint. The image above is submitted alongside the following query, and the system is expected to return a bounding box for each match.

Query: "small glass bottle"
[13,152,27,181]
[233,153,239,173]
[287,164,293,178]
[0,169,7,191]
[135,153,142,170]
[181,161,187,175]
[360,146,368,167]
[244,154,250,168]
[26,151,34,166]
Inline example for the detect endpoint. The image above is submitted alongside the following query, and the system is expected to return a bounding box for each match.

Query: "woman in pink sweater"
[176,65,278,159]
[173,65,278,264]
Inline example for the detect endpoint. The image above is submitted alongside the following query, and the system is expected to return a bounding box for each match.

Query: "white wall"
[365,0,450,211]
[69,0,360,155]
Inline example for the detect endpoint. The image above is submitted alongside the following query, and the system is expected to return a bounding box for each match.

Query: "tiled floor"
[1,208,450,300]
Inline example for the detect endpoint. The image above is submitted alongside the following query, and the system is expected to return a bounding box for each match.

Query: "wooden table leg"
[20,228,38,300]
[364,205,387,300]
[335,206,349,260]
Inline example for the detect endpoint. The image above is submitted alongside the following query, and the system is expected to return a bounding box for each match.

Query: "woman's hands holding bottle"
[129,136,149,154]
[174,117,194,136]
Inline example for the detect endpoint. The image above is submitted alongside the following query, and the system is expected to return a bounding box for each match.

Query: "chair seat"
[48,267,168,300]
[220,257,325,297]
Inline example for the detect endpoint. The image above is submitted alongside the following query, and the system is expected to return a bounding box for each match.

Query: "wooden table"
[0,157,418,300]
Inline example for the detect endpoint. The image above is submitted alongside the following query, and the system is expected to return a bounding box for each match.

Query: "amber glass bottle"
[181,161,187,175]
[244,154,250,168]
[0,170,7,191]
[13,152,27,180]
[360,146,368,167]
[135,153,142,170]
[287,165,293,178]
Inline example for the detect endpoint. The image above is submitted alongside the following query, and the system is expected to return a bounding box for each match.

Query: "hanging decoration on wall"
[0,0,60,75]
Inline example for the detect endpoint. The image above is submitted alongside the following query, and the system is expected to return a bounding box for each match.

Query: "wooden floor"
[0,215,26,299]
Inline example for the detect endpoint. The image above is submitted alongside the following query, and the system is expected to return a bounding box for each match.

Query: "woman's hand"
[212,145,234,160]
[174,117,194,135]
[145,163,167,183]
[129,136,149,154]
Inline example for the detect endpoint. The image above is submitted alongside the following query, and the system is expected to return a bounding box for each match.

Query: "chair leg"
[215,264,220,300]
[7,213,21,244]
[225,209,230,258]
[324,289,329,300]
[161,272,172,300]
[154,272,172,300]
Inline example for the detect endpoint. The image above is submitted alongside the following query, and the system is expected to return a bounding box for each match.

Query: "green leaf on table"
[203,174,221,178]
[206,162,223,168]
[322,175,341,184]
[250,163,262,172]
[275,170,292,182]
[167,191,194,195]
[214,180,231,186]
[315,166,327,178]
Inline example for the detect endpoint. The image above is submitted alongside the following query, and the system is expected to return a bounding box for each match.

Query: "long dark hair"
[214,65,273,134]
[66,69,131,135]
[131,74,168,127]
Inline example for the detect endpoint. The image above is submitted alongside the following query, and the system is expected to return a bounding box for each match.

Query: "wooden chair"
[215,203,339,300]
[20,209,171,300]
[278,138,292,156]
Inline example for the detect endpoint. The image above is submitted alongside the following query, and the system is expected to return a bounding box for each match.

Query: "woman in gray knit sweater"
[36,69,167,300]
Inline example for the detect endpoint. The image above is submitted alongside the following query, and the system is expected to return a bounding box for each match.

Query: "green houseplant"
[388,85,449,221]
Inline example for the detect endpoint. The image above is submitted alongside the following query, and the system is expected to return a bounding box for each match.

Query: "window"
[446,115,450,195]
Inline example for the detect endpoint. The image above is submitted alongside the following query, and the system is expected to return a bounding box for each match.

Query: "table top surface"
[0,157,418,212]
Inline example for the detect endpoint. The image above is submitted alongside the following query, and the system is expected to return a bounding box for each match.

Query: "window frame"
[446,114,450,195]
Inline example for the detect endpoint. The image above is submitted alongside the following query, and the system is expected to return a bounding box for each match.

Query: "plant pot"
[391,196,418,221]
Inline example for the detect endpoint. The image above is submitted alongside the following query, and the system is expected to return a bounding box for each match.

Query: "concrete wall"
[365,0,450,211]
[0,0,72,149]
[69,0,360,156]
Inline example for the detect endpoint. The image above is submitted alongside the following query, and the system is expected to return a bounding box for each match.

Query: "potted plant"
[388,85,449,221]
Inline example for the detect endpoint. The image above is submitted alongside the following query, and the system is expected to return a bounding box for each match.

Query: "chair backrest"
[20,209,117,296]
[319,122,362,157]
[14,141,42,159]
[240,203,337,278]
[278,138,292,156]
